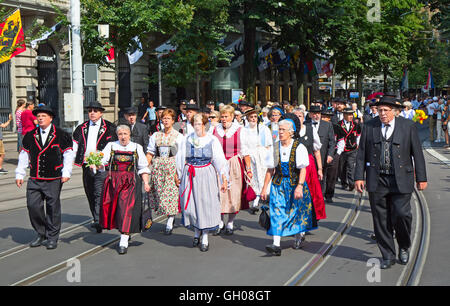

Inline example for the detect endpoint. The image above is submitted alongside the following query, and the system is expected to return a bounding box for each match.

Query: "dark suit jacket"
[316,120,336,166]
[72,118,117,166]
[131,122,149,150]
[355,116,427,194]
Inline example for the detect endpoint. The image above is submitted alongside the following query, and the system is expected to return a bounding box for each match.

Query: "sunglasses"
[210,116,216,119]
[88,109,101,113]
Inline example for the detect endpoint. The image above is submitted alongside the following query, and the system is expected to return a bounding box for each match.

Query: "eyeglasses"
[88,109,100,113]
[210,116,216,119]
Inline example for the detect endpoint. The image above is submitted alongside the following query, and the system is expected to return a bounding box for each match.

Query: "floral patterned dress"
[147,129,183,217]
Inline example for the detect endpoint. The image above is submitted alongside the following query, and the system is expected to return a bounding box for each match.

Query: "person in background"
[436,98,445,143]
[427,97,438,142]
[15,99,26,152]
[442,102,449,149]
[0,113,13,174]
[141,100,157,132]
[400,101,415,120]
[21,101,38,137]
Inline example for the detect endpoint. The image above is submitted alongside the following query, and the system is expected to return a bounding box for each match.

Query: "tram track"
[284,187,430,286]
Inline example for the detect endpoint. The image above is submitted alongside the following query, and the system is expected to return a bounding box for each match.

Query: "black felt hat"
[377,95,403,108]
[85,101,105,112]
[309,105,322,113]
[32,105,56,117]
[123,106,138,114]
[185,104,200,111]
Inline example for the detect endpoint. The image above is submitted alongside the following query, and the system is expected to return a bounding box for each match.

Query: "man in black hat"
[174,103,199,135]
[206,100,216,112]
[15,105,74,250]
[335,107,362,191]
[355,95,427,269]
[72,102,117,232]
[177,100,188,122]
[123,106,149,149]
[309,105,336,194]
[331,97,347,125]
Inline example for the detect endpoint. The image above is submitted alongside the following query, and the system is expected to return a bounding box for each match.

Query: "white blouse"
[146,129,184,156]
[100,141,150,175]
[240,123,273,156]
[213,122,248,156]
[265,140,310,169]
[176,133,229,183]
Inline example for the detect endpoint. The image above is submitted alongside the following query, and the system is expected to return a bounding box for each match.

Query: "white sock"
[119,234,129,248]
[194,228,201,238]
[273,235,281,247]
[201,230,209,245]
[227,214,236,229]
[295,233,305,241]
[219,219,224,229]
[253,196,260,207]
[166,216,175,230]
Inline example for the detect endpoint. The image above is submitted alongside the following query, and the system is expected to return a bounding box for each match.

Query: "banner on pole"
[0,9,26,64]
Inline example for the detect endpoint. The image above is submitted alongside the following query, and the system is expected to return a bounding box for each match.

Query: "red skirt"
[101,171,142,233]
[305,154,326,220]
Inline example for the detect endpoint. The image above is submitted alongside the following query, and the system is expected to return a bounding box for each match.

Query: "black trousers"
[325,153,340,199]
[368,175,412,260]
[339,150,357,187]
[26,178,63,242]
[82,166,108,223]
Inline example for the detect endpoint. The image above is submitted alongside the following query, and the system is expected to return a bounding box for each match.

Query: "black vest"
[272,140,301,187]
[22,125,72,180]
[380,133,394,175]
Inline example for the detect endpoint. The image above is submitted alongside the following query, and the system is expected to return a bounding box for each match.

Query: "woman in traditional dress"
[146,108,184,235]
[267,106,284,143]
[261,119,316,256]
[212,105,252,235]
[241,107,273,214]
[292,109,327,221]
[96,125,150,255]
[176,113,228,252]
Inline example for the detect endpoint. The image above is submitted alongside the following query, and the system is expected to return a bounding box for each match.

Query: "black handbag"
[141,200,153,231]
[258,205,271,230]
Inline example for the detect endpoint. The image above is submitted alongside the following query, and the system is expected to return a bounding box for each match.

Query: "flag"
[105,42,114,62]
[422,68,434,92]
[30,22,62,49]
[400,67,408,93]
[155,40,176,59]
[0,9,26,64]
[127,36,143,65]
[304,60,317,76]
[225,37,244,68]
[256,43,272,72]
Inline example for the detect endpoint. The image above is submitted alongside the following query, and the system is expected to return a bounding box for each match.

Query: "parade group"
[12,92,428,268]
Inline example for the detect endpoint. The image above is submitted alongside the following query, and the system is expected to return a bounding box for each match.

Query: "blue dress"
[267,161,316,237]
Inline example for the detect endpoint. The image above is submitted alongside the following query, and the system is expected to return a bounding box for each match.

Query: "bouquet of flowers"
[85,151,104,174]
[412,110,428,124]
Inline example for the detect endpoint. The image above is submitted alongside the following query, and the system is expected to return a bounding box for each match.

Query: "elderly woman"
[293,109,326,221]
[177,113,228,252]
[400,101,415,120]
[96,125,150,254]
[261,119,316,256]
[241,107,273,214]
[146,108,184,235]
[212,105,252,235]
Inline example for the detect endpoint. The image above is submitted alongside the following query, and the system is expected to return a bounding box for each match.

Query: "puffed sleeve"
[100,142,113,167]
[211,136,229,183]
[265,144,275,169]
[176,136,187,178]
[136,143,150,175]
[296,143,310,169]
[146,133,157,155]
[239,128,250,157]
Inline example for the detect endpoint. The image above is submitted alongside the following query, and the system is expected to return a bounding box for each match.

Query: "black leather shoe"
[325,197,333,203]
[249,207,259,215]
[193,237,200,247]
[212,226,224,236]
[380,259,396,269]
[225,228,234,236]
[200,244,209,252]
[265,244,282,256]
[293,236,305,250]
[348,185,355,192]
[399,249,409,265]
[92,223,103,233]
[29,235,46,247]
[46,240,58,250]
[117,246,128,255]
[164,228,173,235]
